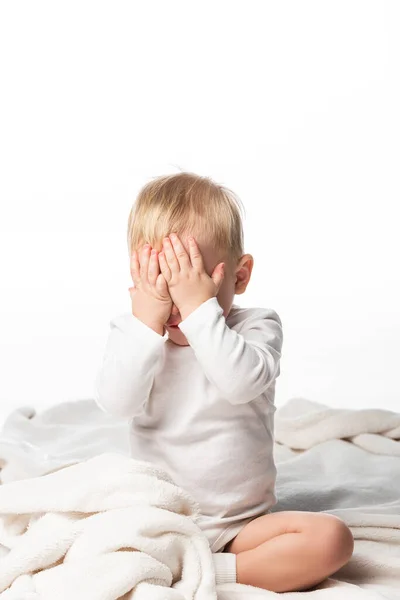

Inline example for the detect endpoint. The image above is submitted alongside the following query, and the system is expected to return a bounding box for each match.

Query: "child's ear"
[235,254,254,295]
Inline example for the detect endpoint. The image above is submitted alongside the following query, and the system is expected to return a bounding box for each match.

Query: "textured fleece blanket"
[1,396,400,599]
[0,451,217,600]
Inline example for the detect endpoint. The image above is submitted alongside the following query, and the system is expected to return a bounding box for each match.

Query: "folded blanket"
[0,452,217,600]
[274,397,400,453]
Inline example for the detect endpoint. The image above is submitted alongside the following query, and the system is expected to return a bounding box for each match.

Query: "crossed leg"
[224,510,354,592]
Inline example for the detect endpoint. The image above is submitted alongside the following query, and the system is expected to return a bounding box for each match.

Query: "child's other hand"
[158,234,225,320]
[129,244,172,334]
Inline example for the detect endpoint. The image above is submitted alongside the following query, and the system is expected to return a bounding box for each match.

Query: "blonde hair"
[127,172,246,271]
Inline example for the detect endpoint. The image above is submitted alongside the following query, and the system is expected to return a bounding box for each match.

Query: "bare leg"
[224,511,354,592]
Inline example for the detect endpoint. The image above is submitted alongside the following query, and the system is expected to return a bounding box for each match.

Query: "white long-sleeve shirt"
[94,297,283,533]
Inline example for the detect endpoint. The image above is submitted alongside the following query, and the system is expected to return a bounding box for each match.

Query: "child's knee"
[318,515,354,570]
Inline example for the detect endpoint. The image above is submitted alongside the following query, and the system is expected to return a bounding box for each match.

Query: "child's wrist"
[180,297,214,321]
[133,314,165,336]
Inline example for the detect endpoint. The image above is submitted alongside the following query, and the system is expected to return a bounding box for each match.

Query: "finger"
[187,236,205,271]
[148,249,160,285]
[169,233,191,271]
[212,262,225,291]
[162,236,180,274]
[158,251,171,281]
[156,272,169,297]
[130,250,140,285]
[139,244,151,280]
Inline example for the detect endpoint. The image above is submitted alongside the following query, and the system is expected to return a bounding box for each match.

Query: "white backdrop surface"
[0,1,399,426]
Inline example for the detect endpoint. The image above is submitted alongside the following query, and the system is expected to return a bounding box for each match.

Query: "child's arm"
[94,312,166,420]
[178,297,283,405]
[95,244,171,420]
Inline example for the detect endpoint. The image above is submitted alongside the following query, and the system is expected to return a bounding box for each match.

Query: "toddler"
[94,172,354,592]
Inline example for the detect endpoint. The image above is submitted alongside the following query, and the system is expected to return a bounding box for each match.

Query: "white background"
[0,1,399,427]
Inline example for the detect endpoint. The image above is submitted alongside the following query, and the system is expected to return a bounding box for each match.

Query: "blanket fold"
[0,452,217,600]
[274,397,400,452]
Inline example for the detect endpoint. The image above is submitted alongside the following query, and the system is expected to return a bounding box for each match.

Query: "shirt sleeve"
[93,312,168,420]
[178,297,283,405]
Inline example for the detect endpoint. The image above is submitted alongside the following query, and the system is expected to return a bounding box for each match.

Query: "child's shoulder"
[227,303,283,330]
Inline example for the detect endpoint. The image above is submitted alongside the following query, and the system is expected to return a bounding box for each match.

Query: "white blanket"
[0,452,217,600]
[1,397,400,600]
